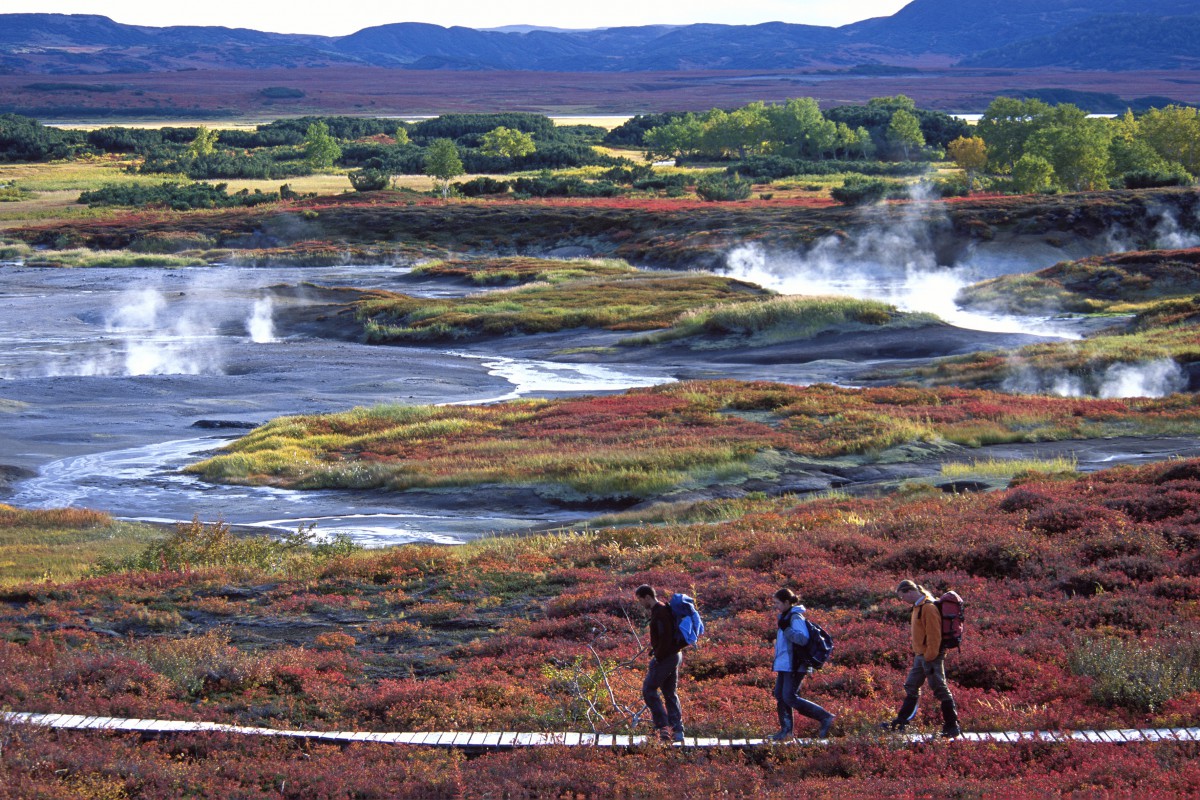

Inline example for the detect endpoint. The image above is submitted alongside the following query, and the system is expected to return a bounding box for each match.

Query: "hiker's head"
[773,587,798,613]
[635,584,658,609]
[895,579,931,604]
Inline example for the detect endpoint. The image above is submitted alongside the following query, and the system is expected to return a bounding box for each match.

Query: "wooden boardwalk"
[4,712,1200,749]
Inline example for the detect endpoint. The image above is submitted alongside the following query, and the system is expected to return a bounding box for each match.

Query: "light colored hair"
[896,579,935,600]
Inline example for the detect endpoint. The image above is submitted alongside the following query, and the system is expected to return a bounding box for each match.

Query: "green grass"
[941,455,1079,481]
[21,248,208,268]
[410,256,637,285]
[358,272,770,341]
[0,506,165,585]
[632,295,940,347]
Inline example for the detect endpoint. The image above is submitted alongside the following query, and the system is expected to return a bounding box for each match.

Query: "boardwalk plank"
[11,714,1200,750]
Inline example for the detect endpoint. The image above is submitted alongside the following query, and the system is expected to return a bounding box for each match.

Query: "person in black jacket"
[635,584,684,743]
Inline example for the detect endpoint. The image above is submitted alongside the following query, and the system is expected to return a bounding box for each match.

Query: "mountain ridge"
[1,1,1198,74]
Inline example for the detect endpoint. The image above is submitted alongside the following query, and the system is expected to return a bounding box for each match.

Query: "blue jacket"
[774,605,810,672]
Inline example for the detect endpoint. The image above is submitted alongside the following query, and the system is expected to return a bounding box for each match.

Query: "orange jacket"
[911,596,943,661]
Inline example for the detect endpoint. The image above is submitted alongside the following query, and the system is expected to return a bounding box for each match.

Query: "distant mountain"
[1,1,1199,74]
[961,14,1200,70]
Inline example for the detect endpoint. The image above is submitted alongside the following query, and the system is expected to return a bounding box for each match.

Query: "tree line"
[612,96,970,163]
[949,98,1199,193]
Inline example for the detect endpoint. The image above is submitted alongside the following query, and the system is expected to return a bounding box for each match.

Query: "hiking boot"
[672,729,685,744]
[769,728,793,742]
[816,715,835,739]
[654,727,672,742]
[940,699,961,738]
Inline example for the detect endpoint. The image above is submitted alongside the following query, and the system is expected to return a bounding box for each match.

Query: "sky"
[6,1,914,36]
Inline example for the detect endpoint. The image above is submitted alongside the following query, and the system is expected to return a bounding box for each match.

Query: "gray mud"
[3,259,1197,545]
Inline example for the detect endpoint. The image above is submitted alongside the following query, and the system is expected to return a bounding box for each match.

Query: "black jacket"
[650,602,682,661]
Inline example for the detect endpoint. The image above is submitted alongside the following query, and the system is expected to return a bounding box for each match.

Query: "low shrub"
[348,168,390,192]
[831,176,893,205]
[79,182,280,211]
[1069,636,1200,711]
[454,176,511,197]
[695,172,752,202]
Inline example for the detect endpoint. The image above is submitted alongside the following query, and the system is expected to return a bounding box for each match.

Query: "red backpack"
[933,591,965,649]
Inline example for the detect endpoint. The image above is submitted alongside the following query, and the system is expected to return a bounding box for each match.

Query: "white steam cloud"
[1152,205,1200,250]
[26,278,281,378]
[247,297,276,343]
[1002,358,1186,398]
[721,186,1080,337]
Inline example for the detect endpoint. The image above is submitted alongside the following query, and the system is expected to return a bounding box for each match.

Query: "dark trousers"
[773,671,832,729]
[643,652,683,733]
[904,653,954,705]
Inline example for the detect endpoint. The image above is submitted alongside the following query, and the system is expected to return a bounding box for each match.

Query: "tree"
[701,104,771,159]
[1027,117,1112,191]
[303,121,341,170]
[977,97,1054,173]
[867,95,917,113]
[480,126,536,159]
[642,114,703,161]
[393,126,410,146]
[947,136,988,190]
[1011,153,1055,194]
[887,109,925,160]
[425,138,464,198]
[1136,105,1200,175]
[766,97,835,159]
[187,125,219,159]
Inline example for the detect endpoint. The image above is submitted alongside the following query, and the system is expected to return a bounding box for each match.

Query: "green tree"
[867,95,917,113]
[642,114,704,161]
[303,121,341,170]
[1011,153,1055,194]
[766,97,836,159]
[1136,105,1200,174]
[887,109,925,160]
[701,104,771,159]
[480,126,536,159]
[187,125,219,159]
[393,126,410,146]
[425,138,464,198]
[977,97,1054,173]
[1027,117,1112,191]
[947,136,988,189]
[855,126,876,159]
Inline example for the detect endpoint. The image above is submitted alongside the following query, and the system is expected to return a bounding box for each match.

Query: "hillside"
[3,0,1200,74]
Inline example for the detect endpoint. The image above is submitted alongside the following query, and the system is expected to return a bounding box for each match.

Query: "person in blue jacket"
[771,588,835,741]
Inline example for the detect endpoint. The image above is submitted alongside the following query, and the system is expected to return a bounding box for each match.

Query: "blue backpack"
[669,593,705,647]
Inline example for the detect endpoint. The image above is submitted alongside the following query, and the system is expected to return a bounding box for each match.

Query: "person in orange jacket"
[881,579,961,737]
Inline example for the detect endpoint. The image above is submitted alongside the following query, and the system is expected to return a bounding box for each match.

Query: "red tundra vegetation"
[2,455,1200,796]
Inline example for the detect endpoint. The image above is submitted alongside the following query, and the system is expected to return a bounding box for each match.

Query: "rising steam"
[721,186,1080,337]
[1002,358,1186,398]
[27,279,281,378]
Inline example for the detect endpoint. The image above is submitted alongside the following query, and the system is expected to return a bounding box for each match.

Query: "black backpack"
[785,611,834,670]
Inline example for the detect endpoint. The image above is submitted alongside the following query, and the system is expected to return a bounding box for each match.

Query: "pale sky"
[5,1,913,36]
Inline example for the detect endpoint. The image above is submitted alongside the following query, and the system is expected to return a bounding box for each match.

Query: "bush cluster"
[78,182,280,210]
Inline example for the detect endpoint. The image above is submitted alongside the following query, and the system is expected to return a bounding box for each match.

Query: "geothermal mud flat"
[2,203,1198,545]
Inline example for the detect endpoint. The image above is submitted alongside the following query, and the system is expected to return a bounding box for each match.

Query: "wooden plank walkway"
[4,713,1199,748]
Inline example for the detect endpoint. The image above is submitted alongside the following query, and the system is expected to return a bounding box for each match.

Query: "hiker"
[770,588,835,741]
[881,579,962,738]
[635,584,685,743]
